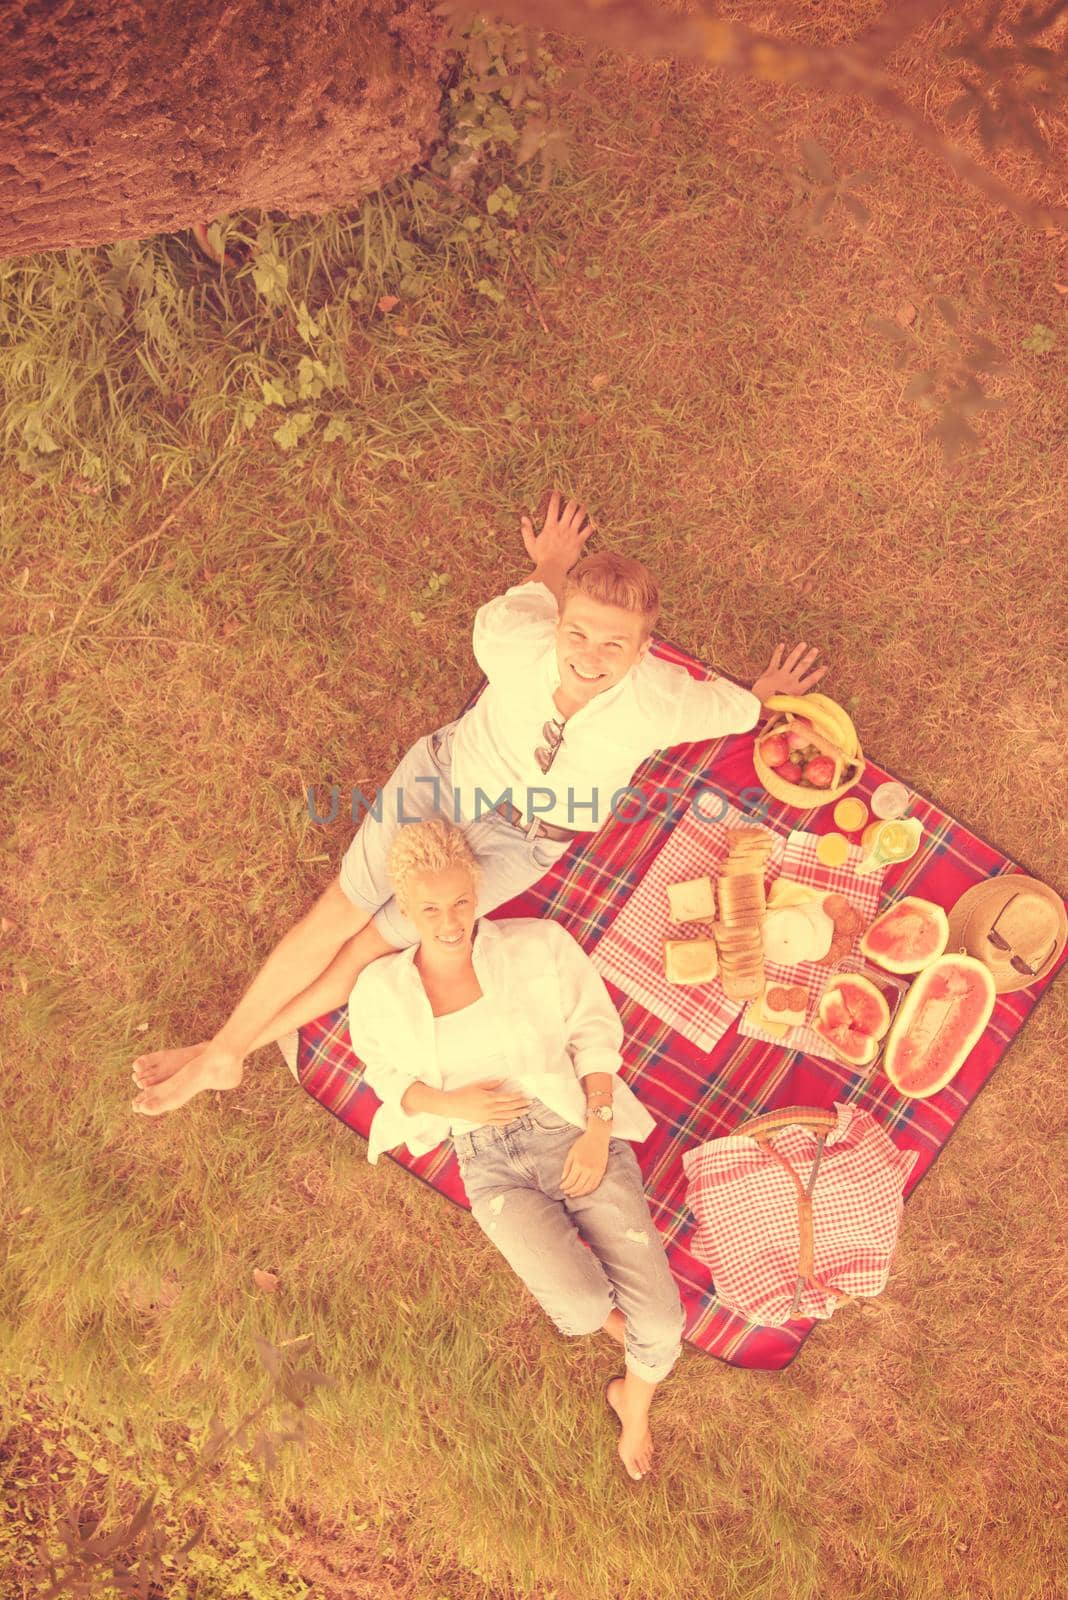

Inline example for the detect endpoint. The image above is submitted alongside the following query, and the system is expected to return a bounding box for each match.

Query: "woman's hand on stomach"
[445,1079,533,1125]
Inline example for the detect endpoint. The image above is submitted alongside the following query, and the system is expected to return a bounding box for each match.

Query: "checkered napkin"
[681,1102,918,1325]
[589,793,786,1053]
[737,830,887,1056]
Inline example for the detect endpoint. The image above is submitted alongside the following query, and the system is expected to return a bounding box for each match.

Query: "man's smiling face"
[555,593,651,702]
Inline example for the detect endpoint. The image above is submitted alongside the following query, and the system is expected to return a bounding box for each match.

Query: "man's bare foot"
[131,1043,243,1117]
[132,1042,206,1089]
[605,1376,654,1481]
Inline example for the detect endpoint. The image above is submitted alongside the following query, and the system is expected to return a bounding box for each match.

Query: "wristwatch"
[587,1104,614,1125]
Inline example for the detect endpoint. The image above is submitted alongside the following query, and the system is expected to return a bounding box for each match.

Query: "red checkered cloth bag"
[681,1102,918,1325]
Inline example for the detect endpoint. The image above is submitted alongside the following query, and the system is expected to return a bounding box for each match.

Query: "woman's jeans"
[453,1100,684,1384]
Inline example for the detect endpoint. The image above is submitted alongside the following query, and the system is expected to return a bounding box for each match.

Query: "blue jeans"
[453,1100,685,1384]
[338,719,571,948]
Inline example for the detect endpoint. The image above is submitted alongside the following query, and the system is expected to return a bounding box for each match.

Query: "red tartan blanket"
[292,640,1067,1371]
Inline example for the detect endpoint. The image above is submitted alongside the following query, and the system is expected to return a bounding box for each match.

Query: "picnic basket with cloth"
[681,1103,918,1326]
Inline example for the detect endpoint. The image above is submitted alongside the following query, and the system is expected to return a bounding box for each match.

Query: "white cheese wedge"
[763,903,834,965]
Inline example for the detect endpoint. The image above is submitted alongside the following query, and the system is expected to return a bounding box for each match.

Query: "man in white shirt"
[131,492,824,1116]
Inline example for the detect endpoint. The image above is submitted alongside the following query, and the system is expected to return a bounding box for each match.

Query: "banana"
[764,692,858,760]
[805,693,859,760]
[764,693,845,751]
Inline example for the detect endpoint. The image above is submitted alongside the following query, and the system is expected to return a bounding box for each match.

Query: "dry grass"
[2,14,1067,1600]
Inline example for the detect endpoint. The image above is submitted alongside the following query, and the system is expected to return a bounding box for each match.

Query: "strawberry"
[806,755,836,788]
[778,760,803,783]
[759,733,790,768]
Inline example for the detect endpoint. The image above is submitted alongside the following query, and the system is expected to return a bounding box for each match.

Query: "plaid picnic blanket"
[288,638,1067,1371]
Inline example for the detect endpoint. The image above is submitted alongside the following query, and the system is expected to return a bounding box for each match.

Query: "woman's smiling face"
[555,593,651,701]
[401,864,478,955]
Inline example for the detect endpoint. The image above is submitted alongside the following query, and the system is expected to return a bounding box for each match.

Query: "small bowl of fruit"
[753,694,865,810]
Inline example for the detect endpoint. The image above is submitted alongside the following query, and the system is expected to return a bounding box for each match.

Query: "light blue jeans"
[338,719,571,948]
[453,1100,685,1384]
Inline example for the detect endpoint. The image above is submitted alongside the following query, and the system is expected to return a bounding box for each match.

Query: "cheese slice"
[766,879,822,910]
[745,995,789,1038]
[761,983,809,1028]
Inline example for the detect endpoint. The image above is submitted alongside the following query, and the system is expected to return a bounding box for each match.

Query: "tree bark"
[0,0,449,261]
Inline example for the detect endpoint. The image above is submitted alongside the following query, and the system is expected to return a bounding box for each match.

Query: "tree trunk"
[0,0,449,261]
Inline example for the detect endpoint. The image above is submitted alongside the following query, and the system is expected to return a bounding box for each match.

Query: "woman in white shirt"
[349,818,685,1482]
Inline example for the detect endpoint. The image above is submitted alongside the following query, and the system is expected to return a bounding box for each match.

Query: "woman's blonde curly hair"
[388,818,481,909]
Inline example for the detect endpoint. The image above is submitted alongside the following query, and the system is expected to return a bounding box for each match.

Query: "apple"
[778,760,803,783]
[759,733,790,768]
[805,755,837,788]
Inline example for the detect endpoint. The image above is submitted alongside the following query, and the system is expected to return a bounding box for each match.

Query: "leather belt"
[494,802,590,844]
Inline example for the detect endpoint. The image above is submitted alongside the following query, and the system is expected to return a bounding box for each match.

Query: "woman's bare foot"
[131,1042,243,1117]
[132,1042,206,1089]
[605,1376,654,1481]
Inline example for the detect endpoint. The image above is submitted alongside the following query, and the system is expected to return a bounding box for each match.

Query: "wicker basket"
[753,711,865,811]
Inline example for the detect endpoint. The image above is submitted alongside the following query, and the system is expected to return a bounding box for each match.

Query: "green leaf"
[322,416,353,444]
[261,377,288,406]
[272,411,314,451]
[297,356,328,400]
[296,299,320,343]
[475,277,506,303]
[252,249,289,304]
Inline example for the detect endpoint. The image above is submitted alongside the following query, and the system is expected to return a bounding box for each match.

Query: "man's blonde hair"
[561,551,661,635]
[388,818,481,909]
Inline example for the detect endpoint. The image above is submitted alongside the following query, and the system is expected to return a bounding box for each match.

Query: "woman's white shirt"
[432,995,530,1136]
[348,916,656,1164]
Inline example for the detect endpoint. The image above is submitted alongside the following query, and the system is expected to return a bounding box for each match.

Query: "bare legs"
[601,1308,659,1480]
[131,921,398,1115]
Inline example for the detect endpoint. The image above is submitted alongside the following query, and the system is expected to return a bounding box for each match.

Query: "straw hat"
[945,875,1067,994]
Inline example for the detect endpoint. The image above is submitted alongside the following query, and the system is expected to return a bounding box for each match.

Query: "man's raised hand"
[750,642,827,706]
[520,490,594,576]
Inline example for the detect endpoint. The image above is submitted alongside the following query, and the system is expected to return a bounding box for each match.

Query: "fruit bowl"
[754,711,865,810]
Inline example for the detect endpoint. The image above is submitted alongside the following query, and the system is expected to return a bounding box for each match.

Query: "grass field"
[2,9,1067,1599]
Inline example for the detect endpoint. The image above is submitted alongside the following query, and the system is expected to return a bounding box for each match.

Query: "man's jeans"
[453,1100,685,1384]
[338,719,572,948]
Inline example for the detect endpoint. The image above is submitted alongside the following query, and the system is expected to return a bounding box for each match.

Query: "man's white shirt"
[449,581,762,831]
[349,916,657,1164]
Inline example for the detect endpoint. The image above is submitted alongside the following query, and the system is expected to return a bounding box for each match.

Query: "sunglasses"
[535,717,565,775]
[986,893,1057,978]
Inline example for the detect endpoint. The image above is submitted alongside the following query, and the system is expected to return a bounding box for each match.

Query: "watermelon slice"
[812,973,892,1067]
[860,896,950,974]
[883,955,996,1098]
